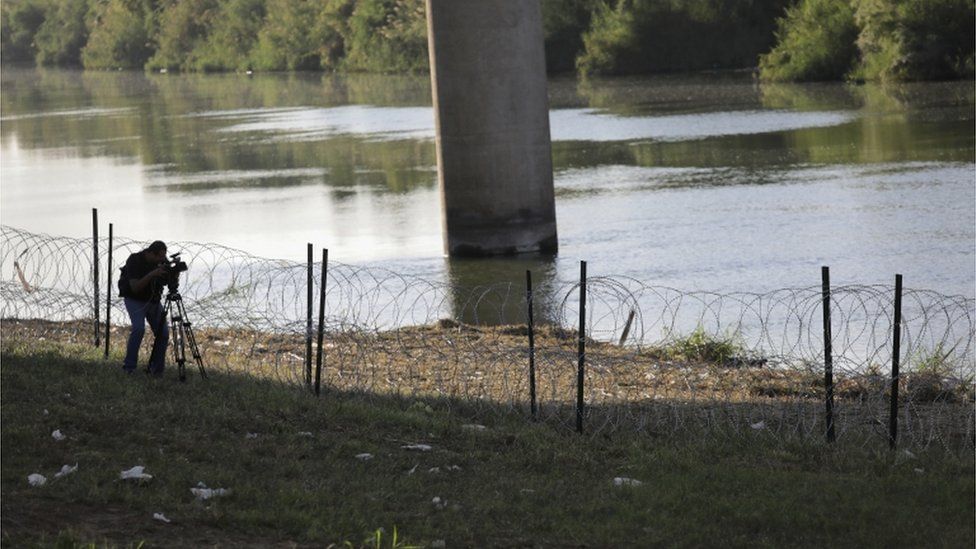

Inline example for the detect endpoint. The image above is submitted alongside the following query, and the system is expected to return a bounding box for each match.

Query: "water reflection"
[445,256,559,326]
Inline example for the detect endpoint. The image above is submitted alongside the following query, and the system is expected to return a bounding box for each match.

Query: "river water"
[1,68,973,298]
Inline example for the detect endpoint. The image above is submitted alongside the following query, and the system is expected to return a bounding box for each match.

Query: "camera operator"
[118,240,170,376]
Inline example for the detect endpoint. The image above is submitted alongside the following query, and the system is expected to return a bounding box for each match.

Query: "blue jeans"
[123,297,169,374]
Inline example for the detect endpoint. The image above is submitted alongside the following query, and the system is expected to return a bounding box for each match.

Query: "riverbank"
[2,348,973,547]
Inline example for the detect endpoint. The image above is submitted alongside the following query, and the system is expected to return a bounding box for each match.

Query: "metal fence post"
[306,243,313,388]
[104,223,113,359]
[315,248,328,397]
[822,266,835,443]
[92,208,99,347]
[889,274,903,450]
[526,270,537,419]
[576,260,587,434]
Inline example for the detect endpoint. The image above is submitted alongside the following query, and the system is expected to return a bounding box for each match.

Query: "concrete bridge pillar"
[425,0,558,256]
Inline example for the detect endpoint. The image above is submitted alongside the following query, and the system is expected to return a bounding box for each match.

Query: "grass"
[1,345,974,548]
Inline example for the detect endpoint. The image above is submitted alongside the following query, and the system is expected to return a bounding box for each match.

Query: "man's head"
[145,240,168,264]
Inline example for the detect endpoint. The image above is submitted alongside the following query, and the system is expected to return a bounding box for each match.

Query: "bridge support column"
[425,0,558,257]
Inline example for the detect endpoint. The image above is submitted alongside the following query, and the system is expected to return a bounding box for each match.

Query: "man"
[118,240,170,376]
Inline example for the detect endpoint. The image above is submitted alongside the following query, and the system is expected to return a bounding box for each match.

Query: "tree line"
[1,0,972,81]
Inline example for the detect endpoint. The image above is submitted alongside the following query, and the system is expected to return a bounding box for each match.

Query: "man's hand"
[149,266,167,279]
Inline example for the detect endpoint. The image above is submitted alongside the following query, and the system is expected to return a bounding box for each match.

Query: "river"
[1,68,973,298]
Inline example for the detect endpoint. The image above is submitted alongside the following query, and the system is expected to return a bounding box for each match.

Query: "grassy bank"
[1,346,973,548]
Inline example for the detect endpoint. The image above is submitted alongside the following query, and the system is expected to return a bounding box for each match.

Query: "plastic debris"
[54,464,78,479]
[402,444,432,452]
[750,421,766,430]
[191,487,231,500]
[914,468,925,474]
[27,473,47,487]
[245,433,258,439]
[613,477,643,487]
[406,464,418,475]
[462,424,486,431]
[446,465,462,472]
[120,466,153,481]
[153,512,172,523]
[355,453,374,461]
[297,431,313,437]
[428,467,441,474]
[51,429,66,441]
[431,496,447,510]
[43,409,49,415]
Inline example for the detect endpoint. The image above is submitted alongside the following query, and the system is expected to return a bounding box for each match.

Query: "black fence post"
[104,223,113,359]
[889,274,903,450]
[576,260,587,434]
[314,248,328,397]
[306,243,313,388]
[821,266,835,443]
[92,208,100,347]
[526,270,537,420]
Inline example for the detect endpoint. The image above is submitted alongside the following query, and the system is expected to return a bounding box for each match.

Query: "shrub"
[33,0,90,67]
[193,0,266,71]
[342,0,427,73]
[81,0,153,70]
[249,0,331,70]
[146,0,218,72]
[542,0,598,73]
[1,0,48,64]
[758,0,859,81]
[577,0,789,76]
[853,0,975,81]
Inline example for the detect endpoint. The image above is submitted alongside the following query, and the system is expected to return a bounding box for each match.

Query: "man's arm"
[130,267,166,295]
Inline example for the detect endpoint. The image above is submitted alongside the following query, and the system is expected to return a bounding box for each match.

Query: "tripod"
[164,289,207,382]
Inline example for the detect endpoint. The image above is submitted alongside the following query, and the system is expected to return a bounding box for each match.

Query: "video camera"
[161,252,188,293]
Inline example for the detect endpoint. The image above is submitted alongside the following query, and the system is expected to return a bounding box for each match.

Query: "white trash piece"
[191,487,231,500]
[297,431,313,437]
[245,433,259,439]
[462,424,486,431]
[120,466,153,481]
[54,464,78,479]
[612,477,643,487]
[401,444,432,452]
[355,453,374,461]
[431,496,447,509]
[27,473,47,487]
[153,512,172,523]
[750,421,766,430]
[51,429,66,441]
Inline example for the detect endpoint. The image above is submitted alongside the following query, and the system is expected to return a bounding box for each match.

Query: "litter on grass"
[750,421,766,430]
[51,429,66,441]
[245,433,259,439]
[54,464,78,478]
[153,512,172,523]
[27,473,46,487]
[120,466,153,481]
[613,477,643,487]
[402,444,432,452]
[192,481,231,500]
[355,453,374,461]
[462,424,487,431]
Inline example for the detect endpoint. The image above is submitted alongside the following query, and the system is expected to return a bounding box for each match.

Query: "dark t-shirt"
[123,252,163,302]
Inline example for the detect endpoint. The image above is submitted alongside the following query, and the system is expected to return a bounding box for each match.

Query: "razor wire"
[2,225,973,452]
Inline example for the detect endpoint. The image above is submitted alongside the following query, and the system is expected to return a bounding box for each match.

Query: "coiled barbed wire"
[2,225,973,451]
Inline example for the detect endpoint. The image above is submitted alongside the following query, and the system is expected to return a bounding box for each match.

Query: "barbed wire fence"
[2,224,973,452]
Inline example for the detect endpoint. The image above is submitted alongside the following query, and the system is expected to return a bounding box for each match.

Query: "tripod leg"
[175,297,207,379]
[167,297,187,382]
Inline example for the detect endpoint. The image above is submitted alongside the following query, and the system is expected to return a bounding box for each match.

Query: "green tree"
[1,0,48,64]
[82,0,154,69]
[758,0,859,81]
[342,0,427,73]
[195,0,266,71]
[146,0,219,71]
[854,0,975,81]
[33,0,90,67]
[250,0,328,70]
